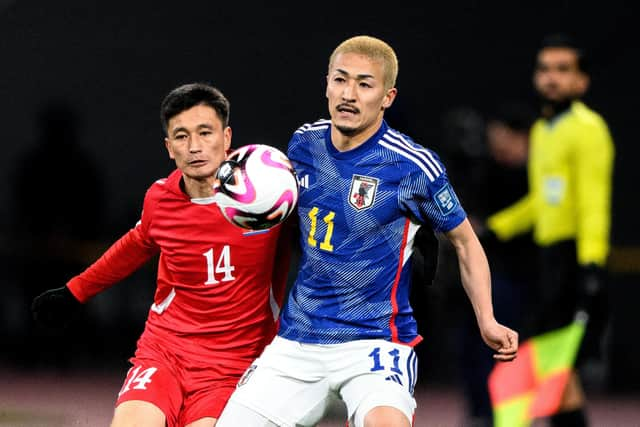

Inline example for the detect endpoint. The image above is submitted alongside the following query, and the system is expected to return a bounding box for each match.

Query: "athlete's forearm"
[446,219,495,326]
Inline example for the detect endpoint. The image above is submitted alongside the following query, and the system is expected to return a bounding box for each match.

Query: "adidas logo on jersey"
[297,174,309,189]
[385,374,403,385]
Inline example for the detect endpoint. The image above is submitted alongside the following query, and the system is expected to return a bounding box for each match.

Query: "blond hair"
[329,35,398,90]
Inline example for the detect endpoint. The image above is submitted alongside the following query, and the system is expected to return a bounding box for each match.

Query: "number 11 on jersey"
[307,207,335,252]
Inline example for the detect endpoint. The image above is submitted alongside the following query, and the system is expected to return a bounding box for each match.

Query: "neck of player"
[182,176,215,199]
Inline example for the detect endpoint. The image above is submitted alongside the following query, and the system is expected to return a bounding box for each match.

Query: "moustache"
[337,104,359,114]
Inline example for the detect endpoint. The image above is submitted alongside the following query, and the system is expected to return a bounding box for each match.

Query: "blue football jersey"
[279,119,466,345]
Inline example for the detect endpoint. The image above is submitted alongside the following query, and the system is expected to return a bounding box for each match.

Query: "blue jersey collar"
[325,120,389,159]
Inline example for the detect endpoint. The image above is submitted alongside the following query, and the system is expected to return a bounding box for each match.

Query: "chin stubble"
[335,124,358,137]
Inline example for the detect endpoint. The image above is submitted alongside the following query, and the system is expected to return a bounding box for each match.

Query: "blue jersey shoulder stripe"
[378,138,436,181]
[385,129,444,175]
[378,133,442,182]
[388,129,444,174]
[294,119,330,134]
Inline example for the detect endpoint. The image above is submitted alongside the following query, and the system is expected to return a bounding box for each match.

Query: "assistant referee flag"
[488,312,587,427]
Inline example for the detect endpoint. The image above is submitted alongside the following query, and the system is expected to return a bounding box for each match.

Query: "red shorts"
[116,334,245,426]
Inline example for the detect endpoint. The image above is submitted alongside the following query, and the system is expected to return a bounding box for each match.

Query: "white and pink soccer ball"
[213,144,299,230]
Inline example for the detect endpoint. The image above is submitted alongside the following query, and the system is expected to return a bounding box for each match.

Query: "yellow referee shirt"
[487,101,614,266]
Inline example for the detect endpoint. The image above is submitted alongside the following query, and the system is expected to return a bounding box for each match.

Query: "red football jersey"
[67,169,288,368]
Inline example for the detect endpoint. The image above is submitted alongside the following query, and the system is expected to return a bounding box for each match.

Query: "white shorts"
[224,336,418,427]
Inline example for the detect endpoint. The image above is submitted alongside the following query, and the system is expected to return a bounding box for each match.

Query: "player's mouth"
[189,159,208,167]
[337,104,359,115]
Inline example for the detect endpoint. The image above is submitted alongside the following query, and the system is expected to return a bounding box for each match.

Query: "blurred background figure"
[435,102,536,426]
[487,34,615,426]
[429,105,486,397]
[481,101,537,306]
[408,106,487,396]
[439,106,488,218]
[468,102,537,427]
[5,100,107,369]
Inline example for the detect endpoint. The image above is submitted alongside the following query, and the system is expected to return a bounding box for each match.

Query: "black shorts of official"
[527,240,607,364]
[529,240,579,335]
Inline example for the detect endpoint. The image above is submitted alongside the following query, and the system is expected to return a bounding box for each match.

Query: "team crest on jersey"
[237,364,257,387]
[349,175,378,210]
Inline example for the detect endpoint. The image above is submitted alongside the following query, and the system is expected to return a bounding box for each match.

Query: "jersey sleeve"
[67,188,160,302]
[575,119,614,266]
[399,164,466,233]
[286,129,301,161]
[487,193,536,241]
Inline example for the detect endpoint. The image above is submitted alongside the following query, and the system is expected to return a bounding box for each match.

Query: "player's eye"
[174,134,188,141]
[200,130,213,137]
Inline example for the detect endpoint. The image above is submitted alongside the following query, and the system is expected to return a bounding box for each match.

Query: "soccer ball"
[213,144,299,230]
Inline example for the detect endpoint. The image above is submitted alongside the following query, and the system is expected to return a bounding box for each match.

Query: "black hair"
[160,83,230,134]
[538,33,589,74]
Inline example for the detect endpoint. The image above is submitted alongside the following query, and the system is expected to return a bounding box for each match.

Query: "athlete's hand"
[479,320,518,362]
[32,285,81,328]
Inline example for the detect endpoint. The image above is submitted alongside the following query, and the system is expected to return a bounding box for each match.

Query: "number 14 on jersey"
[203,245,235,284]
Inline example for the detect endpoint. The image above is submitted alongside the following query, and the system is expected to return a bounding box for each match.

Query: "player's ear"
[164,137,175,159]
[223,126,232,152]
[381,88,397,110]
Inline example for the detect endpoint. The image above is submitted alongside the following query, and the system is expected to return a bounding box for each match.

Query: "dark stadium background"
[1,1,638,425]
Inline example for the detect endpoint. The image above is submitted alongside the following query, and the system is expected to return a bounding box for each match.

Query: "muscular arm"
[445,218,518,361]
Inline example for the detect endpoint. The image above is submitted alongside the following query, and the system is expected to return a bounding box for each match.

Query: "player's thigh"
[115,358,183,426]
[220,337,331,426]
[343,376,415,427]
[220,367,331,427]
[111,400,165,427]
[184,417,216,427]
[337,340,418,427]
[363,406,411,427]
[179,377,237,426]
